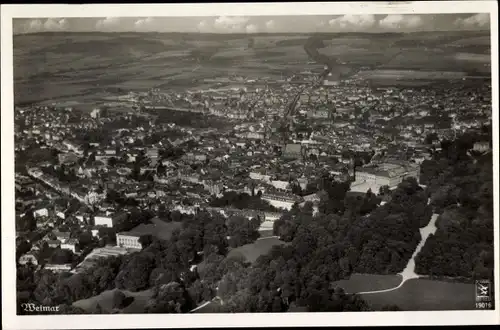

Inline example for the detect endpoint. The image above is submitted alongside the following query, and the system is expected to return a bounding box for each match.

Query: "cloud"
[134,17,155,30]
[454,13,490,29]
[27,19,44,32]
[21,18,69,33]
[197,20,210,33]
[329,15,376,30]
[379,14,423,29]
[95,17,121,30]
[265,20,276,31]
[44,18,69,31]
[246,24,258,34]
[214,16,250,32]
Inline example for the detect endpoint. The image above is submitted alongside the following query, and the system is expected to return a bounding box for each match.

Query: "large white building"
[94,215,113,228]
[116,232,142,250]
[350,162,420,194]
[93,212,128,228]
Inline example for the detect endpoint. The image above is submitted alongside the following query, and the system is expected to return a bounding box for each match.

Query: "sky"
[13,13,491,35]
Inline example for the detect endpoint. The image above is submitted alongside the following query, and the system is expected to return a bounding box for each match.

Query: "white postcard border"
[2,1,499,329]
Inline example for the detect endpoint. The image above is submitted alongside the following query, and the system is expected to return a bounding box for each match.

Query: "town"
[15,67,493,313]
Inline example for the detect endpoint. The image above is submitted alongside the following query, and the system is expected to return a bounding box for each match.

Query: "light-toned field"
[333,274,403,293]
[227,237,288,264]
[72,288,154,313]
[138,218,183,241]
[13,31,490,105]
[361,278,476,311]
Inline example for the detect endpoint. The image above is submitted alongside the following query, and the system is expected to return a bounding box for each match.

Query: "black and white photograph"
[1,2,499,328]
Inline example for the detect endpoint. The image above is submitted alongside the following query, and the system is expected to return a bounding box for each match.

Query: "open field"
[361,278,476,311]
[138,218,182,241]
[72,288,154,313]
[227,237,289,264]
[14,30,490,105]
[333,274,403,293]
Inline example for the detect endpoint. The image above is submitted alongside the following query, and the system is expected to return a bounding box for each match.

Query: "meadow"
[361,278,476,311]
[72,288,154,313]
[333,274,403,293]
[13,30,491,106]
[227,237,289,264]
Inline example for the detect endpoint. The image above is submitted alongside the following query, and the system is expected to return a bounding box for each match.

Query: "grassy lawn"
[362,278,476,311]
[121,289,155,314]
[258,229,274,238]
[149,218,182,241]
[333,274,403,293]
[227,237,288,264]
[72,288,154,313]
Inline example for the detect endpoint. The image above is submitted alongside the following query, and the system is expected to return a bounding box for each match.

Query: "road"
[189,296,223,313]
[357,212,439,295]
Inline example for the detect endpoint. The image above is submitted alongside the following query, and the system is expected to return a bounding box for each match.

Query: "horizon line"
[13,29,491,36]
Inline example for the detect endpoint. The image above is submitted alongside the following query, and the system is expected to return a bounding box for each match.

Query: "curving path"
[357,212,439,295]
[257,235,280,241]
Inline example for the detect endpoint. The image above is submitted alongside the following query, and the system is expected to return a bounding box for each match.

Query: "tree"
[112,290,127,309]
[17,210,37,232]
[115,252,155,292]
[146,282,193,313]
[139,235,154,249]
[108,157,118,167]
[379,185,391,196]
[188,279,214,305]
[381,304,402,311]
[227,215,260,248]
[424,132,439,145]
[16,239,32,260]
[50,248,75,265]
[56,273,91,304]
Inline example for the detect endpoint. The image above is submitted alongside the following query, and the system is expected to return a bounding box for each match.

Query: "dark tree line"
[17,208,263,314]
[210,191,279,212]
[17,255,124,314]
[415,129,493,280]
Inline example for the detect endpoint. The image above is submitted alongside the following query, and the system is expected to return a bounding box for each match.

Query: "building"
[90,108,101,119]
[58,152,79,165]
[47,240,61,248]
[350,162,420,194]
[33,208,49,218]
[283,143,304,159]
[204,180,224,196]
[93,212,128,228]
[307,109,330,119]
[61,239,79,253]
[303,192,321,203]
[323,73,340,86]
[261,192,303,210]
[147,147,159,165]
[94,215,113,227]
[270,180,290,191]
[247,132,265,140]
[19,252,39,265]
[116,232,142,250]
[473,141,490,153]
[44,263,72,273]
